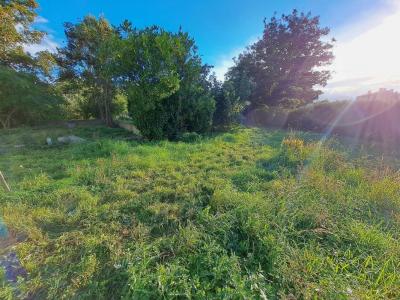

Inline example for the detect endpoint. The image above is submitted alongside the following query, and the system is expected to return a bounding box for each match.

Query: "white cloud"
[24,34,58,54]
[212,37,257,81]
[34,16,49,24]
[324,1,400,99]
[23,16,59,55]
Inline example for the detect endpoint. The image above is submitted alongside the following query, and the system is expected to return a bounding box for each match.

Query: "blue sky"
[32,0,400,98]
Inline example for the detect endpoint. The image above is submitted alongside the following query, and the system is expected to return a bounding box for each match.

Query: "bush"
[179,132,201,143]
[122,27,215,140]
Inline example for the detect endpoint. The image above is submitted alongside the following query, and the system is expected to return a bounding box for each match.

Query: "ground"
[0,125,399,299]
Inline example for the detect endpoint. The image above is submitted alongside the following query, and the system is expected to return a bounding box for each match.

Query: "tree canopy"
[0,0,50,70]
[0,3,337,137]
[57,16,122,126]
[226,10,334,111]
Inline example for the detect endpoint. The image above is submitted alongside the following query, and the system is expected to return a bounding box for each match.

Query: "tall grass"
[0,126,399,299]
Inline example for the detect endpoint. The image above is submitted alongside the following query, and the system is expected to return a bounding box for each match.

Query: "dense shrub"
[245,107,290,128]
[286,100,348,131]
[121,27,215,140]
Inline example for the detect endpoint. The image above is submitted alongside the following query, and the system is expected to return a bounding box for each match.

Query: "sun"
[325,2,400,98]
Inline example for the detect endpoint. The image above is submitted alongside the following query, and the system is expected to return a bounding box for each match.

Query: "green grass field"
[1,125,400,299]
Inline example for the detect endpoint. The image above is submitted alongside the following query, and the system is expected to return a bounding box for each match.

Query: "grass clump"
[0,126,400,299]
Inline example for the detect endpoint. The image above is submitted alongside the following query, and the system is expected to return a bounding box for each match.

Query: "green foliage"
[226,10,334,110]
[0,268,14,300]
[0,1,61,128]
[120,27,215,139]
[179,132,201,143]
[58,16,122,126]
[61,83,128,121]
[1,126,400,298]
[211,75,244,128]
[0,0,43,68]
[0,65,63,128]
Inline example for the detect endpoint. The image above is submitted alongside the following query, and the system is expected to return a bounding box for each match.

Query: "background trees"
[226,10,334,113]
[0,2,337,139]
[57,20,216,139]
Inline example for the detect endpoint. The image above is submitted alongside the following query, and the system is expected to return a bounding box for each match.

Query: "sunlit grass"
[1,126,399,299]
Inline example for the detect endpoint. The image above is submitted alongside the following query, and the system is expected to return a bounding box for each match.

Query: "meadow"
[1,125,400,299]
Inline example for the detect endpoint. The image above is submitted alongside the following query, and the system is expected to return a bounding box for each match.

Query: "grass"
[1,125,400,299]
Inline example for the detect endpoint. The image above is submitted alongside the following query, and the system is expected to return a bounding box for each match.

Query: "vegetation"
[57,16,122,127]
[211,75,244,128]
[120,27,215,139]
[226,10,334,111]
[246,95,400,144]
[1,1,399,299]
[1,126,400,299]
[0,0,61,128]
[0,66,62,128]
[0,0,44,69]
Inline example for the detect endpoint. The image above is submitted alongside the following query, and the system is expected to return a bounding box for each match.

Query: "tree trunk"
[0,108,16,129]
[102,86,114,127]
[104,99,114,127]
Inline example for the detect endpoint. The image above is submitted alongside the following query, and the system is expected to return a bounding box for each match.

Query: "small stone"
[68,135,86,143]
[46,137,53,145]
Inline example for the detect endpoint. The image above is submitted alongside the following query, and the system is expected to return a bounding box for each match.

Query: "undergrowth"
[0,126,399,299]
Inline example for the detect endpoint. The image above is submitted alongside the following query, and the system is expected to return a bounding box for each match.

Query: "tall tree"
[58,16,121,126]
[226,10,334,111]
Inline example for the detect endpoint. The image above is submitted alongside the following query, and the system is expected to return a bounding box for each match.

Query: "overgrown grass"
[1,126,400,299]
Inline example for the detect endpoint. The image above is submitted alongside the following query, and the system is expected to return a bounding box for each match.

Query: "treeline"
[1,1,218,139]
[1,1,338,140]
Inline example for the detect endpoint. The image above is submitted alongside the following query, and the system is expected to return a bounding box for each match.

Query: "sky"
[31,0,400,99]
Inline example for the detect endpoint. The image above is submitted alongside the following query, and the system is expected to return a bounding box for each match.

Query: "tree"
[0,0,62,128]
[0,0,43,68]
[119,27,215,139]
[57,16,121,126]
[226,10,334,112]
[210,74,247,128]
[0,66,62,128]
